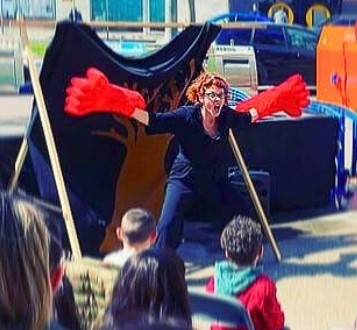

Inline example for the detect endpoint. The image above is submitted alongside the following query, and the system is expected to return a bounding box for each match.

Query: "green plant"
[29,41,49,57]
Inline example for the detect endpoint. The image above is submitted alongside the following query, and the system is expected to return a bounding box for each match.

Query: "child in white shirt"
[103,208,157,267]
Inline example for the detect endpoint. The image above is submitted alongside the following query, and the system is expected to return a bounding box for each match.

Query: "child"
[103,208,157,267]
[98,249,192,330]
[0,192,52,330]
[206,215,284,330]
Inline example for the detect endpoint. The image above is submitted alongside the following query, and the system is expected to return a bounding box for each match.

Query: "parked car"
[319,14,357,27]
[313,14,357,33]
[212,21,319,86]
[208,12,272,24]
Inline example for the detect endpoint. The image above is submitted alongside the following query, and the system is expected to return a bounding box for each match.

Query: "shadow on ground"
[181,204,357,287]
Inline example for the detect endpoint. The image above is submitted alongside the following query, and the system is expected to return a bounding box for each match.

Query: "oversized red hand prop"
[235,74,310,120]
[64,67,146,117]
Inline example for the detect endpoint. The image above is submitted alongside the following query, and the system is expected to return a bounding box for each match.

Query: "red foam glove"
[64,67,146,117]
[235,74,310,120]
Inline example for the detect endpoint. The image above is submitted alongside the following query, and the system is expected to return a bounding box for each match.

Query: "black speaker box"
[228,167,270,221]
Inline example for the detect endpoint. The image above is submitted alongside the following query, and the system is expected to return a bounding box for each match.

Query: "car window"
[285,27,317,51]
[335,18,354,25]
[209,14,236,23]
[234,28,253,44]
[253,25,285,46]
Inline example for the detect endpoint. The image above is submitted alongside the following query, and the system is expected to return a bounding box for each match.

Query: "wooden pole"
[228,129,282,262]
[7,99,36,193]
[19,19,82,259]
[0,18,268,30]
[7,135,29,192]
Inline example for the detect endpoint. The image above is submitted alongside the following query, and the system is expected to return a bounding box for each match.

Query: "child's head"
[117,208,157,249]
[0,192,52,330]
[103,249,191,327]
[220,215,263,266]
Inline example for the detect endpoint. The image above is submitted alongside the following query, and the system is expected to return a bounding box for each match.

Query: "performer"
[65,68,309,249]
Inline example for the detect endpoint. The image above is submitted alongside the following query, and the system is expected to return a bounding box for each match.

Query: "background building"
[0,0,229,23]
[1,0,356,24]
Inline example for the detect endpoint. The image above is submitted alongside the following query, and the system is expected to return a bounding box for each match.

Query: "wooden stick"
[228,129,282,262]
[7,103,37,193]
[7,135,29,192]
[1,18,267,30]
[19,19,82,259]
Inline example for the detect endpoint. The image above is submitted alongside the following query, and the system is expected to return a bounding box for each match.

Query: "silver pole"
[143,0,149,36]
[0,0,3,34]
[105,0,109,40]
[164,0,172,42]
[17,0,21,18]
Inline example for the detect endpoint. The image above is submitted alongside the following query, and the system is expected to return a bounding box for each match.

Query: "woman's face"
[200,85,226,118]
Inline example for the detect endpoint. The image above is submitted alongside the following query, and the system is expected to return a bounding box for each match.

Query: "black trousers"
[155,179,247,249]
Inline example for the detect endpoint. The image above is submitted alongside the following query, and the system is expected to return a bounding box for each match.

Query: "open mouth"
[211,104,222,116]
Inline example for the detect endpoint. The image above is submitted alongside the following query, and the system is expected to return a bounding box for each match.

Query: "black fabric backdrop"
[233,114,339,212]
[25,21,221,254]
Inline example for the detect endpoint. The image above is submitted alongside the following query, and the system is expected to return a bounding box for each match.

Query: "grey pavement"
[0,94,33,137]
[178,201,357,330]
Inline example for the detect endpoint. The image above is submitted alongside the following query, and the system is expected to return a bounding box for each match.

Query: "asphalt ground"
[178,199,357,330]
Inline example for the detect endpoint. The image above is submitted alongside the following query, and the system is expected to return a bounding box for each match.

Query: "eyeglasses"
[204,92,226,101]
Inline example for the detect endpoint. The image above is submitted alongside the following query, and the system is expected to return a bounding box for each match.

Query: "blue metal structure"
[306,100,357,209]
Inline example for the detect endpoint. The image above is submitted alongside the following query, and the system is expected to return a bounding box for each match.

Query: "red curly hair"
[186,71,229,103]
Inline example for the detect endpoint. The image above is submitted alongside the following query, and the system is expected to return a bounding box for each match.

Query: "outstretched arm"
[131,108,149,126]
[65,67,149,125]
[235,74,310,121]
